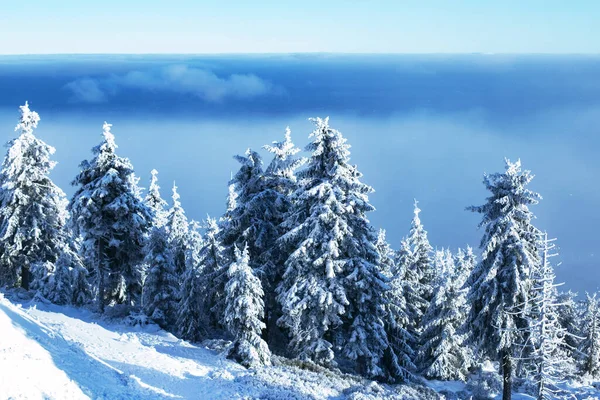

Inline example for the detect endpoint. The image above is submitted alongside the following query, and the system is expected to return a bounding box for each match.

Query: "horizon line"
[1,52,600,57]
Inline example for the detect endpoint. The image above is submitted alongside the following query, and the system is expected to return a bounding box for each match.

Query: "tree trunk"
[21,266,30,290]
[97,240,105,313]
[502,350,512,400]
[262,305,270,343]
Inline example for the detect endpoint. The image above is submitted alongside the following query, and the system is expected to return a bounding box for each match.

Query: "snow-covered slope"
[0,294,438,400]
[3,293,599,400]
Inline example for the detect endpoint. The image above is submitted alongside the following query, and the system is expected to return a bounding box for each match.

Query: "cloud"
[64,65,275,104]
[64,78,107,104]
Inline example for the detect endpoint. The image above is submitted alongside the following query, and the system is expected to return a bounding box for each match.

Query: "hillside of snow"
[2,292,600,400]
[0,293,438,399]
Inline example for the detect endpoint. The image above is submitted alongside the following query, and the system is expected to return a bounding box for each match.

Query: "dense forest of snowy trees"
[1,103,598,399]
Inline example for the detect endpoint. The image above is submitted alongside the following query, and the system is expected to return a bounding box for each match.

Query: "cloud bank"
[64,65,275,104]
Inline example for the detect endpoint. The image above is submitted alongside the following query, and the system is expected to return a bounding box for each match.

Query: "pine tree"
[144,169,168,228]
[142,225,178,329]
[525,233,570,400]
[405,200,434,330]
[261,128,305,344]
[395,237,425,348]
[0,102,71,290]
[277,117,388,373]
[556,290,582,362]
[166,183,189,277]
[195,216,228,331]
[69,122,152,311]
[580,293,600,377]
[69,249,92,306]
[223,244,271,368]
[454,246,476,289]
[176,220,207,342]
[416,249,472,381]
[377,230,416,382]
[466,159,543,400]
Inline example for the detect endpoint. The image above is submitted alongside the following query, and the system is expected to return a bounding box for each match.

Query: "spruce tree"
[395,237,425,347]
[144,169,168,228]
[0,102,71,290]
[177,220,206,341]
[69,122,152,311]
[32,249,91,306]
[377,230,416,382]
[261,128,305,343]
[166,183,189,277]
[405,200,434,330]
[580,293,600,377]
[195,216,228,331]
[142,226,178,329]
[556,290,582,362]
[416,249,473,381]
[277,117,389,373]
[526,233,570,400]
[466,159,542,400]
[223,244,271,368]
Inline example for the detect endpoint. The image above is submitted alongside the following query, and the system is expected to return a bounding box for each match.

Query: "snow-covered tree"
[142,225,178,329]
[377,230,416,382]
[0,102,71,290]
[223,244,271,368]
[69,122,152,311]
[165,183,189,277]
[176,220,206,341]
[454,246,477,289]
[556,290,582,361]
[261,128,305,343]
[277,117,389,375]
[395,237,424,350]
[416,249,472,381]
[405,200,435,330]
[31,249,91,306]
[187,216,228,333]
[466,158,543,400]
[580,293,600,377]
[144,169,168,228]
[344,234,390,379]
[525,233,571,400]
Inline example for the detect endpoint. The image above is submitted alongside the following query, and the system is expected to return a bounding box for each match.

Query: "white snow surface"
[0,293,435,399]
[2,292,600,400]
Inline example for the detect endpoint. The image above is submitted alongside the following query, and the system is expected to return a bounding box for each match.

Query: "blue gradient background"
[0,54,598,293]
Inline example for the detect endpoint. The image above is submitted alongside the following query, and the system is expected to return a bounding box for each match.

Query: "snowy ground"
[1,292,599,400]
[0,293,437,399]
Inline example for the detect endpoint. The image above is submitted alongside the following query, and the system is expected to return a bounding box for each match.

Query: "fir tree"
[466,159,543,400]
[69,122,152,311]
[277,117,388,373]
[580,293,600,377]
[416,249,472,381]
[377,230,416,382]
[223,244,271,368]
[525,233,571,400]
[142,225,178,329]
[405,200,434,331]
[0,102,71,289]
[32,246,91,306]
[176,220,207,341]
[261,128,305,343]
[395,237,425,347]
[194,216,228,331]
[144,169,168,228]
[454,246,477,289]
[556,290,582,362]
[166,183,189,277]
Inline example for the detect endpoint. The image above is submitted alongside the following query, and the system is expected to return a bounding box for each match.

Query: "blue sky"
[1,1,598,54]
